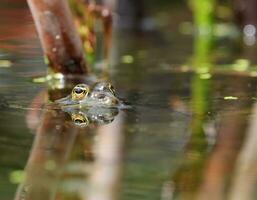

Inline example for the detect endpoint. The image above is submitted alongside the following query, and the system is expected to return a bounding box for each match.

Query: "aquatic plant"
[27,0,89,74]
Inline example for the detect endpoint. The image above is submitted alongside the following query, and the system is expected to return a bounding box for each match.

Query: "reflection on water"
[1,1,257,200]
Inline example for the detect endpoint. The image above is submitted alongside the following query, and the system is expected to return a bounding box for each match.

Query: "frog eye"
[71,113,89,127]
[94,82,116,95]
[72,84,89,101]
[108,83,116,95]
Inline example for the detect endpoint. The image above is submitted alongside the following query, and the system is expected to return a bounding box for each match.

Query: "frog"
[55,82,120,108]
[54,82,125,127]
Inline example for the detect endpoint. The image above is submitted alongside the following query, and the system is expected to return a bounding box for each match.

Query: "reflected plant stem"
[172,43,213,199]
[172,0,216,197]
[171,74,212,199]
[198,99,248,200]
[27,0,88,74]
[15,90,81,200]
[190,2,255,194]
[228,103,257,200]
[189,3,254,197]
[173,75,211,199]
[82,111,125,200]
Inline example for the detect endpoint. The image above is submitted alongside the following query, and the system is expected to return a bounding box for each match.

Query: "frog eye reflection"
[72,84,89,101]
[71,113,89,127]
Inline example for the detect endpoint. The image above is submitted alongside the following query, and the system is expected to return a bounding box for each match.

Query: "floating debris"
[32,73,64,84]
[0,59,12,68]
[9,170,25,184]
[121,55,134,64]
[196,67,210,74]
[200,73,212,79]
[233,59,250,72]
[224,96,238,100]
[32,76,47,83]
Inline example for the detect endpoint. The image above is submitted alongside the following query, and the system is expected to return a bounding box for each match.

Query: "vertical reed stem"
[27,0,88,74]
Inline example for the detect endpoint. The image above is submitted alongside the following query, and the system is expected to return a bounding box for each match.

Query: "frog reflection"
[68,107,119,127]
[55,82,121,127]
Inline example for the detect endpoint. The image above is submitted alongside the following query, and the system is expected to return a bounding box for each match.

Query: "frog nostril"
[113,99,119,105]
[98,94,106,99]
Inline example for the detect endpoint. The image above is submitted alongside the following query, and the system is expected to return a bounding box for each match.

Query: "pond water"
[1,1,257,200]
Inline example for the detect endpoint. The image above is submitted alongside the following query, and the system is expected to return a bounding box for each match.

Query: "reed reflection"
[15,86,82,200]
[171,0,257,198]
[15,82,125,200]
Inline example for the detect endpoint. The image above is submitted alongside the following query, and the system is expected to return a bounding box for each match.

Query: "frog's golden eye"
[108,83,116,95]
[93,82,116,96]
[71,113,89,127]
[72,84,89,101]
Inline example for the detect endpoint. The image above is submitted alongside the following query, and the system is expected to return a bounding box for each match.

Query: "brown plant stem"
[27,0,88,74]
